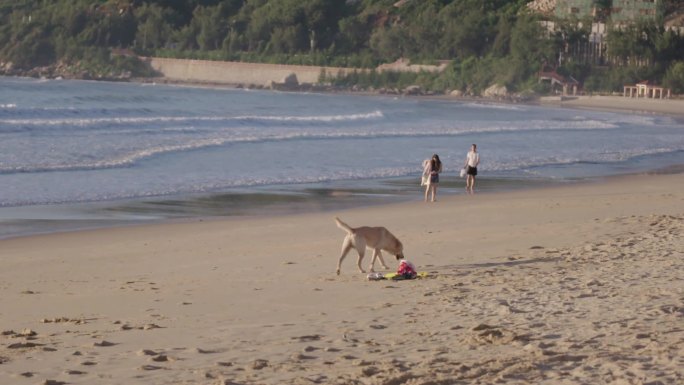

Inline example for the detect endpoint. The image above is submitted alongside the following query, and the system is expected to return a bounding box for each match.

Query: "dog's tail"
[334,217,354,234]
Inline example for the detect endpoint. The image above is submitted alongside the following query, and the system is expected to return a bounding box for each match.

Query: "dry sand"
[543,95,684,117]
[1,173,683,385]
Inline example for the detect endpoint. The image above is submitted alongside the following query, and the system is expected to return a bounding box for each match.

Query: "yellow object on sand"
[384,272,429,280]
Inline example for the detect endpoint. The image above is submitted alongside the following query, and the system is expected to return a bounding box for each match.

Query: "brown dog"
[334,217,405,275]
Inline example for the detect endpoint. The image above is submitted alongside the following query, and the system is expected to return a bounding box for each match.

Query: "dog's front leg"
[355,246,366,274]
[368,249,381,272]
[375,250,390,270]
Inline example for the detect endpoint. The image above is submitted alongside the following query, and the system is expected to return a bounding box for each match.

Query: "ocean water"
[1,76,683,236]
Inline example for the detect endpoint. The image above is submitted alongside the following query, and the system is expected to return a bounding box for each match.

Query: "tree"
[505,12,553,87]
[194,5,227,51]
[134,4,173,50]
[369,26,408,62]
[0,0,681,95]
[663,61,684,94]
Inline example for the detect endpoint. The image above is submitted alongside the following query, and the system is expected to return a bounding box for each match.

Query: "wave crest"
[0,110,385,127]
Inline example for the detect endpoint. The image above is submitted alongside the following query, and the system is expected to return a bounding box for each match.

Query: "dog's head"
[394,239,405,260]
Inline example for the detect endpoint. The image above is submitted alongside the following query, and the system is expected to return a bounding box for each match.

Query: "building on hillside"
[527,0,557,17]
[554,0,598,19]
[610,0,664,24]
[543,0,667,66]
[664,4,684,32]
[553,0,664,23]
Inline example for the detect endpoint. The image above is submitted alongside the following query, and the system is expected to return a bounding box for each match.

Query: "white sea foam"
[0,103,17,109]
[0,117,652,174]
[462,102,527,111]
[0,110,385,126]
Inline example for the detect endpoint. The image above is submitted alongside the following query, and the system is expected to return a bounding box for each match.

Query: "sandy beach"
[541,95,684,118]
[1,171,682,385]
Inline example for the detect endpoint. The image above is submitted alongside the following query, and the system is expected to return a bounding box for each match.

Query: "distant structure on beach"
[623,80,671,99]
[539,66,580,95]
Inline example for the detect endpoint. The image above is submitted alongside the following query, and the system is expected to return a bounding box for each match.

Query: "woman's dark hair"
[431,154,442,171]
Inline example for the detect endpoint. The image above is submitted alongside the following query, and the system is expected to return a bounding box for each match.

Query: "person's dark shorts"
[430,173,439,184]
[466,166,477,176]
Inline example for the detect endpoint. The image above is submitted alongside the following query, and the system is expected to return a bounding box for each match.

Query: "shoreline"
[5,73,684,118]
[6,138,684,238]
[539,94,684,119]
[0,174,570,241]
[1,171,682,384]
[134,76,684,118]
[0,165,679,242]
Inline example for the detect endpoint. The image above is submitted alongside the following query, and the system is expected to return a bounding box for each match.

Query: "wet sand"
[0,176,560,240]
[1,172,682,384]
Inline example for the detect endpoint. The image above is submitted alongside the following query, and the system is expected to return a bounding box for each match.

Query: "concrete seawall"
[146,57,362,86]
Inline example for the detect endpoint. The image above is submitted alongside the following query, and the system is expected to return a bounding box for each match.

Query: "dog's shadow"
[432,256,561,275]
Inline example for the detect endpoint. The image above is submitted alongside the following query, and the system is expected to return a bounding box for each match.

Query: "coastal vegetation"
[0,0,683,95]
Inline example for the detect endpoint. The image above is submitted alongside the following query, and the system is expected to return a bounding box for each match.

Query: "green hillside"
[1,0,683,94]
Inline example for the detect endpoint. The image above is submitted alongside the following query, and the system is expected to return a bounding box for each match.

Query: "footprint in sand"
[17,328,37,337]
[251,359,269,370]
[137,349,161,356]
[467,324,519,345]
[64,370,86,375]
[361,366,380,376]
[660,305,684,315]
[290,353,316,361]
[151,355,170,362]
[8,342,42,349]
[41,317,86,325]
[93,340,116,347]
[291,334,323,342]
[193,347,220,354]
[218,379,245,385]
[139,365,164,371]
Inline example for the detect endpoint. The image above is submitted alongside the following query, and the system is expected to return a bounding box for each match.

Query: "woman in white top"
[424,154,442,202]
[463,144,480,194]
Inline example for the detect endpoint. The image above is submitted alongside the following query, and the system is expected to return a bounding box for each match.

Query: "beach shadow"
[436,257,561,272]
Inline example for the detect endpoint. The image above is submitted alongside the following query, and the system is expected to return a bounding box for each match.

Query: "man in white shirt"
[464,144,480,194]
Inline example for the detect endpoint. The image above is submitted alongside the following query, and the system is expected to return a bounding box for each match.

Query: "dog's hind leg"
[354,236,367,274]
[336,237,353,275]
